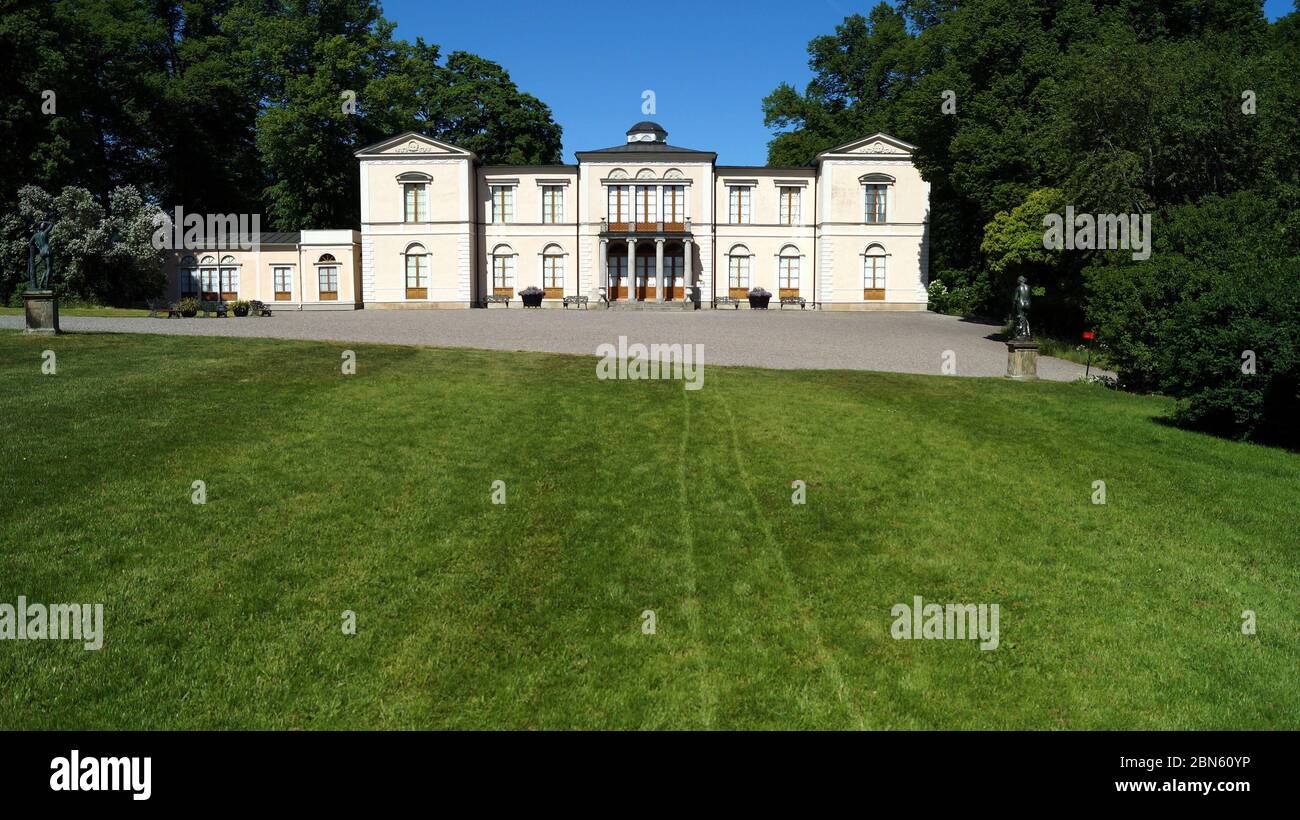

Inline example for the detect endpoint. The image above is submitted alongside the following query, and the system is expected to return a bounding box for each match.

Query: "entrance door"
[608,253,628,300]
[664,252,684,300]
[635,254,655,301]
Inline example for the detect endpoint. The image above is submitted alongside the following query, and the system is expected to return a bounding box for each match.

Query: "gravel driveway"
[0,309,1105,381]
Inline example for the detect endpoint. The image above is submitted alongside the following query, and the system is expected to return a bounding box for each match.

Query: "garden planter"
[521,292,544,308]
[181,309,197,318]
[748,293,771,309]
[233,306,249,317]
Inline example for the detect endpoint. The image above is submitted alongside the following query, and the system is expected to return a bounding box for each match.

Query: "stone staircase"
[605,299,698,311]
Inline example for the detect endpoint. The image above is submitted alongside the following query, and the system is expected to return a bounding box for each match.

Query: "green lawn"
[1,331,1297,730]
[0,305,150,318]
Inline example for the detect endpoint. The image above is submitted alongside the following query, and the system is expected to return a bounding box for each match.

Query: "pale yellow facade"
[163,123,929,311]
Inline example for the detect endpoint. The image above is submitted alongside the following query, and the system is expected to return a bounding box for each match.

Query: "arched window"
[727,244,752,296]
[541,243,565,297]
[863,243,887,300]
[491,244,516,296]
[198,255,218,299]
[404,243,428,299]
[778,245,801,295]
[217,255,238,300]
[317,253,339,301]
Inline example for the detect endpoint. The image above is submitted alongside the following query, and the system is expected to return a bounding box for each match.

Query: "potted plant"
[748,287,772,309]
[519,285,545,308]
[177,297,199,318]
[231,299,251,317]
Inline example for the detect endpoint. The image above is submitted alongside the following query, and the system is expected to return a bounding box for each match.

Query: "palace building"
[166,121,930,310]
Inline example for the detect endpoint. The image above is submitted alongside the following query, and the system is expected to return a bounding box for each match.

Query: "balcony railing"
[601,218,691,234]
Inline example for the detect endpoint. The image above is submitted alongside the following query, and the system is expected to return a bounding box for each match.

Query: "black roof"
[575,142,716,161]
[626,120,667,135]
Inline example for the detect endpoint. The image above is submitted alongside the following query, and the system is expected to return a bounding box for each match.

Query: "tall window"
[779,187,801,225]
[864,184,887,223]
[543,252,563,293]
[779,250,800,291]
[728,187,751,224]
[864,246,886,297]
[728,252,750,293]
[607,185,629,224]
[318,254,338,300]
[634,185,657,223]
[180,256,198,296]
[273,266,292,301]
[542,186,564,223]
[403,183,427,222]
[199,255,217,299]
[218,255,238,299]
[663,186,685,225]
[491,185,515,223]
[492,252,516,294]
[405,246,428,298]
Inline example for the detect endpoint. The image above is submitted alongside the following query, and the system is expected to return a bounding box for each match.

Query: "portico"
[598,231,694,302]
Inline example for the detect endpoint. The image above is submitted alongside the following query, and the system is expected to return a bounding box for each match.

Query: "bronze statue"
[28,220,54,290]
[1013,275,1031,340]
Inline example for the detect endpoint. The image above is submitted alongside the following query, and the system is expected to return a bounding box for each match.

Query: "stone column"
[598,239,607,298]
[655,238,665,302]
[683,238,694,309]
[626,238,636,301]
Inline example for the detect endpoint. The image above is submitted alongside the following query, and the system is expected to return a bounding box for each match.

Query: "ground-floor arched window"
[863,244,886,301]
[542,244,564,298]
[727,245,751,297]
[492,245,516,296]
[404,243,428,299]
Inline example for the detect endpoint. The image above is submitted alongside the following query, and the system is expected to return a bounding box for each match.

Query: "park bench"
[483,295,511,308]
[779,296,808,310]
[148,298,180,318]
[562,295,588,310]
[713,295,740,310]
[198,300,228,318]
[250,300,273,316]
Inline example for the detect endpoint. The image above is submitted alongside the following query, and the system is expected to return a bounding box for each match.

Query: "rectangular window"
[492,255,515,294]
[865,184,887,223]
[403,184,427,222]
[273,266,292,301]
[634,185,657,224]
[779,187,801,225]
[663,186,685,225]
[219,267,238,299]
[200,267,218,299]
[491,185,515,223]
[779,256,800,289]
[319,266,339,300]
[542,186,565,223]
[728,187,751,224]
[607,185,629,225]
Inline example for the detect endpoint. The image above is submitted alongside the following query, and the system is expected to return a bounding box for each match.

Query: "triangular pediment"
[354,132,475,159]
[818,133,916,159]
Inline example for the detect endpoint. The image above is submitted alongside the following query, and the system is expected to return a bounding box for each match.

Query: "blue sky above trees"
[387,0,1295,165]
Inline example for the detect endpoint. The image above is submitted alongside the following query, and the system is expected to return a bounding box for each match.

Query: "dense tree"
[0,0,563,231]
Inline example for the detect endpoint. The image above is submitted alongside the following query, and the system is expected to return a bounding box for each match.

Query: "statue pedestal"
[1006,339,1039,380]
[23,290,59,334]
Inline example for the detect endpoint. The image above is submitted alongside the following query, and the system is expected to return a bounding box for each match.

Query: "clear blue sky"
[384,0,1297,166]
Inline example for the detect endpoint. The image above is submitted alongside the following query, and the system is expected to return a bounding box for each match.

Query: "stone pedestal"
[1006,339,1039,380]
[23,290,59,334]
